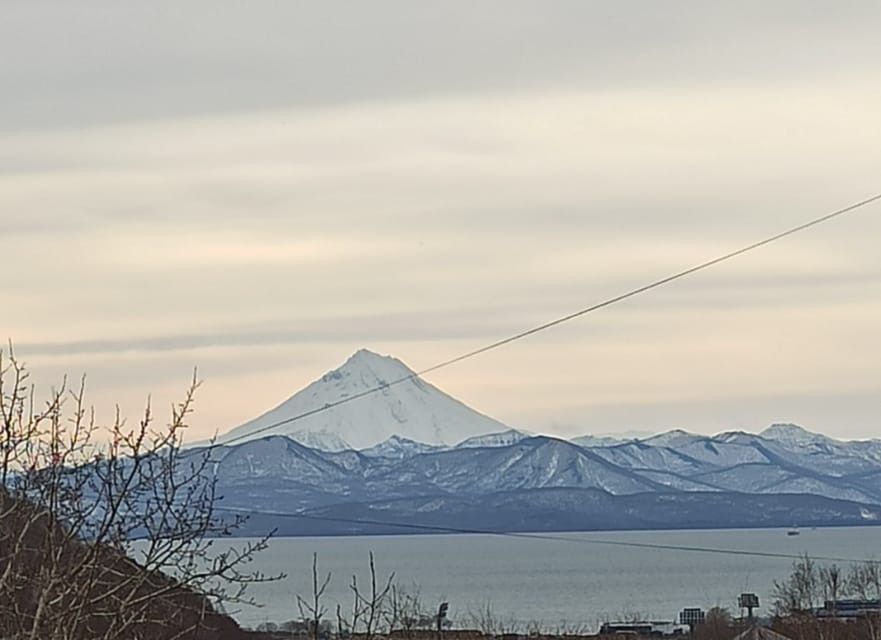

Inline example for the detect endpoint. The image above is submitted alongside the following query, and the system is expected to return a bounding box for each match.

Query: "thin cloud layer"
[2,2,880,440]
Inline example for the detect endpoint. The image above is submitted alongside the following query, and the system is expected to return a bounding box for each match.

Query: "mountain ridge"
[204,426,881,531]
[204,349,880,535]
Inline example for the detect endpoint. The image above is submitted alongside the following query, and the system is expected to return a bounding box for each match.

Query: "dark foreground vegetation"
[0,349,272,639]
[0,490,242,639]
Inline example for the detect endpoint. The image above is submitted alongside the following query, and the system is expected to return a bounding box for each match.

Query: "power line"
[213,505,880,565]
[211,193,881,566]
[221,192,881,447]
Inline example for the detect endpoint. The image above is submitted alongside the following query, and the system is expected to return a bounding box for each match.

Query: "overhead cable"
[221,191,881,446]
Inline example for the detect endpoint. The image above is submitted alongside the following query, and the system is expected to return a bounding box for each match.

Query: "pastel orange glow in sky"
[2,2,880,441]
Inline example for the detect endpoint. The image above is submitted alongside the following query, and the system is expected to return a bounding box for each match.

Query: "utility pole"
[436,602,449,640]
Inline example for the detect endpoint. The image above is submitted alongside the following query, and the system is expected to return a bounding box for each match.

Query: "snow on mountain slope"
[760,424,881,469]
[756,423,870,456]
[759,476,879,504]
[455,429,530,449]
[642,429,703,448]
[285,429,352,452]
[571,430,656,448]
[571,434,629,448]
[205,426,881,518]
[369,436,665,496]
[627,469,724,492]
[208,359,881,518]
[213,436,351,487]
[761,423,832,447]
[360,435,445,459]
[691,461,881,504]
[218,349,512,449]
[659,433,774,467]
[718,429,881,475]
[587,441,712,475]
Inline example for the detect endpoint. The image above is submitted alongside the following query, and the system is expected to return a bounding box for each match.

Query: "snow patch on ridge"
[455,429,530,449]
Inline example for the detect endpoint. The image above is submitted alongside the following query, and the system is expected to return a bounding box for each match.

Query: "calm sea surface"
[212,527,881,631]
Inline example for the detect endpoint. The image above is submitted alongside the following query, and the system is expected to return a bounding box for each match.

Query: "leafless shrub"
[352,551,396,639]
[847,560,881,640]
[549,620,589,637]
[774,554,823,616]
[385,583,432,637]
[692,607,737,640]
[466,601,521,637]
[0,346,279,640]
[772,554,881,640]
[525,619,544,636]
[297,553,332,640]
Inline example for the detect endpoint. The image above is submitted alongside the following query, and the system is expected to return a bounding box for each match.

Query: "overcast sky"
[2,1,880,441]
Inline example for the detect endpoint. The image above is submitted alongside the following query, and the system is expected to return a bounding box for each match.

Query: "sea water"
[208,527,881,630]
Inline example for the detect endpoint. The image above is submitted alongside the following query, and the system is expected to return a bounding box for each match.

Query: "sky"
[2,1,880,442]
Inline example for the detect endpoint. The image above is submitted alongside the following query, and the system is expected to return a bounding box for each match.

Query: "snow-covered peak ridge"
[591,424,851,448]
[455,429,530,449]
[360,435,445,459]
[340,348,415,376]
[642,429,702,447]
[571,431,655,448]
[286,429,353,452]
[760,423,835,447]
[322,349,419,389]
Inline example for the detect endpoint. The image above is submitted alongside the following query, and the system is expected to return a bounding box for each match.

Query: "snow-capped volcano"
[218,349,512,449]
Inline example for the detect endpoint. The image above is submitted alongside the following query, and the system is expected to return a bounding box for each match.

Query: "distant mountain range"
[205,350,881,536]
